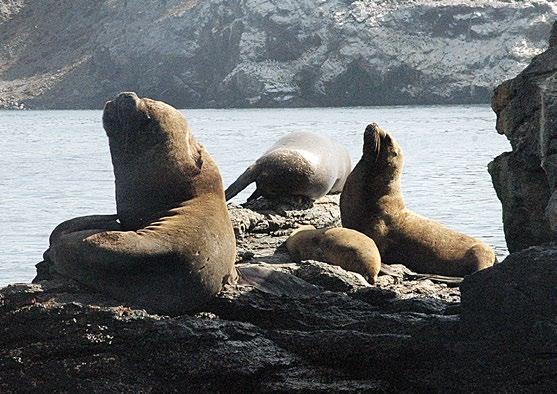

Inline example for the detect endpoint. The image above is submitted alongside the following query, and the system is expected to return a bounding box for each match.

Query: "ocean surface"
[0,105,510,287]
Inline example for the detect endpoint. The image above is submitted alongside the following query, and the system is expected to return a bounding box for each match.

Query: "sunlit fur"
[286,225,381,284]
[340,123,495,276]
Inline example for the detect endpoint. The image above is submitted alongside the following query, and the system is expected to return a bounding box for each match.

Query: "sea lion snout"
[103,92,151,138]
[364,123,382,135]
[363,123,384,160]
[362,123,402,165]
[114,91,140,108]
[103,92,140,117]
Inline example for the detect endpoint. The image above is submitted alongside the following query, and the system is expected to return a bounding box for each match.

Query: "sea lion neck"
[361,161,405,213]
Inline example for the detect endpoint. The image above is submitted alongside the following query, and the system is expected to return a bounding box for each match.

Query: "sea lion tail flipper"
[225,165,259,200]
[247,188,262,201]
[405,273,464,287]
[237,265,321,297]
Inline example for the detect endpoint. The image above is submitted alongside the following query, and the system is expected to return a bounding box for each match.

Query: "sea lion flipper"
[225,165,260,200]
[246,188,262,201]
[49,215,120,245]
[50,229,171,272]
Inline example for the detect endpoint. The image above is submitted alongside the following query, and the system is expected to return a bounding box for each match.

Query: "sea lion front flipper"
[48,228,172,274]
[225,165,260,200]
[49,215,120,245]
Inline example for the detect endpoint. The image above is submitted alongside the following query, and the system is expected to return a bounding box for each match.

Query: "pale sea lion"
[286,225,381,283]
[225,131,352,202]
[340,123,495,277]
[39,92,237,314]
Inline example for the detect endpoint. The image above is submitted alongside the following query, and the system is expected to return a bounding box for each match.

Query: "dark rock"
[550,20,557,48]
[488,152,553,252]
[489,20,557,252]
[461,243,557,337]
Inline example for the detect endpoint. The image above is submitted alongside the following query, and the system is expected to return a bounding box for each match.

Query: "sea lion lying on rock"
[286,225,381,284]
[340,123,495,277]
[225,131,352,202]
[39,92,237,315]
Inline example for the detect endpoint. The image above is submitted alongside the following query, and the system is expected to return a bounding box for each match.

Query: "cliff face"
[0,0,555,109]
[489,21,557,252]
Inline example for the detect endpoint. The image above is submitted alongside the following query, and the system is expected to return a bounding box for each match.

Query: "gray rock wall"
[0,0,555,109]
[489,21,557,252]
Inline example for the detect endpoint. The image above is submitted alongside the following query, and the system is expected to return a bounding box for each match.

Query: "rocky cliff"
[0,0,555,109]
[489,20,557,252]
[2,197,556,392]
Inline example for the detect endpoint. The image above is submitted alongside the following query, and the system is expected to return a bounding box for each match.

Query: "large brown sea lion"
[340,123,495,277]
[225,131,352,202]
[286,225,381,284]
[39,92,237,314]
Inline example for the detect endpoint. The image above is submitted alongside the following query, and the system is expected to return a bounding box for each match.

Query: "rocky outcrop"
[1,198,556,392]
[0,1,555,109]
[489,21,557,252]
[461,244,557,335]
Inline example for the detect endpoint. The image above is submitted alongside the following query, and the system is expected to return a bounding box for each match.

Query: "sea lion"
[286,225,381,284]
[40,92,237,315]
[225,131,352,202]
[340,123,495,277]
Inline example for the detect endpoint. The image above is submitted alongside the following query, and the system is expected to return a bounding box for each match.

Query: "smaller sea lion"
[286,225,381,284]
[225,131,352,202]
[340,123,495,277]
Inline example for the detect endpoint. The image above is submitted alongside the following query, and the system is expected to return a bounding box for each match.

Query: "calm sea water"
[0,105,509,286]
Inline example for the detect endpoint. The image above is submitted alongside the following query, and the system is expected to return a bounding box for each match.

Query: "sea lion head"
[104,92,160,152]
[102,92,198,157]
[362,123,403,172]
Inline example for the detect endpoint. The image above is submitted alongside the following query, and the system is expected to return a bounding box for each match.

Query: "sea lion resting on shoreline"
[225,131,352,202]
[39,92,237,315]
[340,123,495,277]
[286,225,381,284]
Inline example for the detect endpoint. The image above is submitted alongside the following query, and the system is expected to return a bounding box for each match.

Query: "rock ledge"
[1,199,555,392]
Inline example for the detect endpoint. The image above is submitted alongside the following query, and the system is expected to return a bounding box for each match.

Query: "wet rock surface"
[0,1,555,109]
[1,198,555,392]
[489,21,557,252]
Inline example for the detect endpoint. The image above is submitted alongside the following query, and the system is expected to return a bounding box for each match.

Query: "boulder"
[489,21,557,252]
[461,244,557,337]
